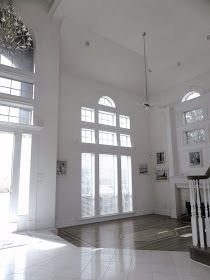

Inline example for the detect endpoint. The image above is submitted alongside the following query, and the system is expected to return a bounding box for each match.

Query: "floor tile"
[0,230,209,280]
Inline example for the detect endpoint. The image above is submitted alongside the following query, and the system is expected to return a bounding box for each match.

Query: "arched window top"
[98,96,116,108]
[0,55,15,68]
[0,38,34,73]
[182,91,201,102]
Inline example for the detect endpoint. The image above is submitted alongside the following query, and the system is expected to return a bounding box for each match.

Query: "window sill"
[0,121,43,133]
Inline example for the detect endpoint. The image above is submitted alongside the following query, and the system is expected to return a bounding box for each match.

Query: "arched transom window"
[98,96,116,108]
[182,91,201,102]
[80,96,133,218]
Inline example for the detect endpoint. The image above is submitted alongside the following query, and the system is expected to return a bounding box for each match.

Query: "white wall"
[17,0,60,230]
[149,71,210,217]
[149,109,172,216]
[56,73,153,228]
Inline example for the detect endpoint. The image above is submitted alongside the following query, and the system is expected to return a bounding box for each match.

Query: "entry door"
[0,132,14,231]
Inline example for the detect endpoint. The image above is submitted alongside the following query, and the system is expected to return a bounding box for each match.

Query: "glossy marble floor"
[0,230,210,280]
[58,215,192,251]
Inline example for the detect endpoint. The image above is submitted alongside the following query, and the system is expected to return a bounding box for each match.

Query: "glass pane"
[0,104,32,125]
[0,132,14,191]
[10,107,20,117]
[81,153,95,218]
[119,115,130,129]
[186,92,200,101]
[99,131,117,146]
[19,109,32,125]
[99,154,118,215]
[182,91,201,102]
[81,107,95,123]
[98,111,116,126]
[121,156,133,212]
[81,128,95,143]
[0,77,11,87]
[0,105,9,115]
[0,76,34,99]
[98,96,115,108]
[120,134,131,147]
[0,86,10,95]
[18,134,32,215]
[184,108,204,124]
[0,132,14,228]
[0,52,34,72]
[186,129,205,144]
[1,55,13,67]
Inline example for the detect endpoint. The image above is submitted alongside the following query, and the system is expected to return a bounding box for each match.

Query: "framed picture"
[57,160,67,175]
[189,151,202,167]
[156,152,165,165]
[139,164,148,175]
[156,168,168,181]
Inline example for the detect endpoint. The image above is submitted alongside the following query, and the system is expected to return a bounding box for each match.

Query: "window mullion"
[95,153,99,216]
[95,110,99,216]
[117,155,122,214]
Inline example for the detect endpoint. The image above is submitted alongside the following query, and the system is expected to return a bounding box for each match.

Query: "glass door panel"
[99,154,118,215]
[121,156,133,212]
[81,153,95,218]
[0,132,14,232]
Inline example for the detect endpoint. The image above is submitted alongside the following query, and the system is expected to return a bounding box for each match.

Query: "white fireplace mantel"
[170,176,189,218]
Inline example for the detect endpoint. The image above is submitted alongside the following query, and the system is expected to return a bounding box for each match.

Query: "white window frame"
[81,107,95,123]
[0,48,42,232]
[98,110,116,126]
[80,97,134,219]
[182,91,201,102]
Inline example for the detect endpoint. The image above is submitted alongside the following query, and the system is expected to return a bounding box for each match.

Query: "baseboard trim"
[56,209,154,228]
[153,208,171,217]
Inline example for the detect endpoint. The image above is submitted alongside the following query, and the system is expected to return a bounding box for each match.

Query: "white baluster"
[189,180,198,246]
[203,180,210,247]
[196,179,205,248]
[207,179,210,248]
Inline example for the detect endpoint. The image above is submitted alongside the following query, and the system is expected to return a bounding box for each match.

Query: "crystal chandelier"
[0,0,33,56]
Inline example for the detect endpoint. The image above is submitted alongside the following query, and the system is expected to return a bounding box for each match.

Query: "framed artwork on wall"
[57,160,68,175]
[156,152,165,165]
[156,168,168,181]
[189,151,202,167]
[139,164,148,175]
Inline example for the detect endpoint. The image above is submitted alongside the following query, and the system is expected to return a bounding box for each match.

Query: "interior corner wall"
[18,0,60,230]
[56,72,153,228]
[149,109,172,216]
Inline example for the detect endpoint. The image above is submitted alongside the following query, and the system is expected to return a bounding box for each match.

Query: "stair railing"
[188,167,210,248]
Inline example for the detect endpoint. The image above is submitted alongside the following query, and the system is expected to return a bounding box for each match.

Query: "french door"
[81,153,133,218]
[0,132,14,233]
[0,131,32,233]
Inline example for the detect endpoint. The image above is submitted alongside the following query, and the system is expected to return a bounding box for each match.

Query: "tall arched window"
[182,91,201,102]
[0,37,35,223]
[81,96,133,218]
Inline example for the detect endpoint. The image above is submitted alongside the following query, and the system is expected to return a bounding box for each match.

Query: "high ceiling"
[54,0,210,101]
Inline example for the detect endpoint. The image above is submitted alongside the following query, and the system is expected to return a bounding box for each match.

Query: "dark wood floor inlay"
[58,215,192,251]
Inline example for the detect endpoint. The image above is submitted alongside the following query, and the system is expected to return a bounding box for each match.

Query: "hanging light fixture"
[0,0,33,56]
[142,32,151,109]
